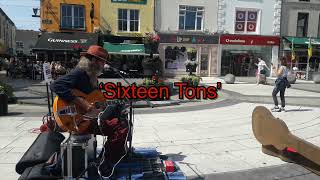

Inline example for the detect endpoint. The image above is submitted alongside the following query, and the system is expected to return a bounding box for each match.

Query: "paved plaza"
[1,73,320,179]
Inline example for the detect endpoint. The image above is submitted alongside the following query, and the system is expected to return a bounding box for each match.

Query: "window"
[179,6,204,31]
[318,14,320,37]
[16,41,24,48]
[118,9,139,32]
[16,50,23,55]
[297,13,309,37]
[235,9,259,33]
[61,4,85,29]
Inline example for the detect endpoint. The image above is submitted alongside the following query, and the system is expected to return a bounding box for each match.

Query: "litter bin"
[0,93,8,115]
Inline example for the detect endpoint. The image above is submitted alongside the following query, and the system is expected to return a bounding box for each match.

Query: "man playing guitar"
[50,45,129,177]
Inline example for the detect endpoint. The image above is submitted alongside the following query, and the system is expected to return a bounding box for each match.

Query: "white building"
[218,0,281,77]
[155,0,220,77]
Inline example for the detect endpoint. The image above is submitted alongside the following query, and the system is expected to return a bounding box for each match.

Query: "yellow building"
[100,0,154,37]
[40,0,100,33]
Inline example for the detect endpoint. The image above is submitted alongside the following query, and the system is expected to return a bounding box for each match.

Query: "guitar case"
[16,131,65,175]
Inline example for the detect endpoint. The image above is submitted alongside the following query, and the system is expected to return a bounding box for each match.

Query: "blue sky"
[0,0,40,31]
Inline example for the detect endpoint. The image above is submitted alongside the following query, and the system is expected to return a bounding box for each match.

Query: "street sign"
[43,62,52,83]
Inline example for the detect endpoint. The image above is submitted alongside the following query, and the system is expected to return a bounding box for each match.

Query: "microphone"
[104,63,128,75]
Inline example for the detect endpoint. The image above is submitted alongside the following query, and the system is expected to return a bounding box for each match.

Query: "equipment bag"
[16,131,65,174]
[18,163,60,180]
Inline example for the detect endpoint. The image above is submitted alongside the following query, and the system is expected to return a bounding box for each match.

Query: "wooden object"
[252,106,320,166]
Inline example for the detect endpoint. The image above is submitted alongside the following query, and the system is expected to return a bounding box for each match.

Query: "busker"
[50,45,129,177]
[271,57,289,112]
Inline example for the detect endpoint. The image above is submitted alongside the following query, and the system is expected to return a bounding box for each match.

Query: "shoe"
[280,107,286,112]
[98,161,115,178]
[271,106,281,112]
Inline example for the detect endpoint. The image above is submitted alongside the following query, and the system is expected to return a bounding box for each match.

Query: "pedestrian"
[271,57,289,112]
[255,57,270,85]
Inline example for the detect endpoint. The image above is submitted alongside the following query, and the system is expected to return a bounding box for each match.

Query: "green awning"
[103,42,146,55]
[284,37,320,45]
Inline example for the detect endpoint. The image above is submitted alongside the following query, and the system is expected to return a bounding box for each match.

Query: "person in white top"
[255,58,270,85]
[271,57,289,112]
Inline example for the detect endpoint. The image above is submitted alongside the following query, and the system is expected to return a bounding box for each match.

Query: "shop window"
[118,9,139,32]
[235,9,259,33]
[61,4,85,30]
[165,46,189,70]
[179,6,204,31]
[297,13,309,37]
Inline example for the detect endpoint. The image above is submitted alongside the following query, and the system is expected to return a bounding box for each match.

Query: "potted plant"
[184,59,199,75]
[180,75,202,87]
[142,56,163,77]
[143,32,160,55]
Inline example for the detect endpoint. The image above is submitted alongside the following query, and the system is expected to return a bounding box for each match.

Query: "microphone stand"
[105,65,154,180]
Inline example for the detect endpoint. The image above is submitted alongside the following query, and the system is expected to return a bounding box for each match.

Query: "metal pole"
[46,82,51,115]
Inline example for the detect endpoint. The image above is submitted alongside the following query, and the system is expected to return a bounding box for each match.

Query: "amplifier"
[61,134,94,180]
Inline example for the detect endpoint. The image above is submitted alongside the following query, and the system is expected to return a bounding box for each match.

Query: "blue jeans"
[272,79,286,107]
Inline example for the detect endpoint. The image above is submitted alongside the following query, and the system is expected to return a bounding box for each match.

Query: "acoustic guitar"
[252,106,320,166]
[53,89,107,134]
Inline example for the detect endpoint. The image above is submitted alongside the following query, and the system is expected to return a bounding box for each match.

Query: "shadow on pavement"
[162,152,187,162]
[5,112,24,116]
[285,109,314,112]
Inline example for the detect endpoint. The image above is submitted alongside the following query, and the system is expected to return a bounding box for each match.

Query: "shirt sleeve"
[50,69,83,102]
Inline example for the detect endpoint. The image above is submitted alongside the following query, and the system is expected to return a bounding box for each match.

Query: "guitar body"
[53,89,106,134]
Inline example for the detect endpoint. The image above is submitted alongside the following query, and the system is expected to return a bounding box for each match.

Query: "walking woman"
[271,57,289,112]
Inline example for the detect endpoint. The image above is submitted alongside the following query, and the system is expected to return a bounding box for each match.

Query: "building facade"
[0,8,16,57]
[16,30,40,57]
[281,0,320,79]
[40,0,100,33]
[155,0,219,77]
[100,0,154,37]
[218,0,281,77]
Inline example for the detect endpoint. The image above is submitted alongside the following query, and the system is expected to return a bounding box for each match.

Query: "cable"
[97,106,131,179]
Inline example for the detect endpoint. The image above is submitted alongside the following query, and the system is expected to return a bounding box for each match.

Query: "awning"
[103,42,146,55]
[284,37,320,45]
[33,32,98,52]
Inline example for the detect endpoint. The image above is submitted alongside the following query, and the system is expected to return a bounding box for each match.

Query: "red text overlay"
[99,82,222,100]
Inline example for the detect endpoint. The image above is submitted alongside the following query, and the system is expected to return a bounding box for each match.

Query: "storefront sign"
[159,34,219,44]
[33,32,98,51]
[111,0,147,4]
[220,35,280,46]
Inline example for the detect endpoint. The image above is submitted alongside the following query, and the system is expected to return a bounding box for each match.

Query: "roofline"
[0,8,16,26]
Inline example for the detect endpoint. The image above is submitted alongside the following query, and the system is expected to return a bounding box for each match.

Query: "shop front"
[282,37,320,80]
[158,33,219,78]
[32,32,99,62]
[102,42,149,78]
[220,34,280,77]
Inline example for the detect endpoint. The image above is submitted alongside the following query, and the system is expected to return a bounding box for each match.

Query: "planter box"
[313,72,320,84]
[0,93,8,115]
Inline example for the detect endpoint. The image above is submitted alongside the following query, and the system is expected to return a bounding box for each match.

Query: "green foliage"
[0,81,14,97]
[180,75,202,86]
